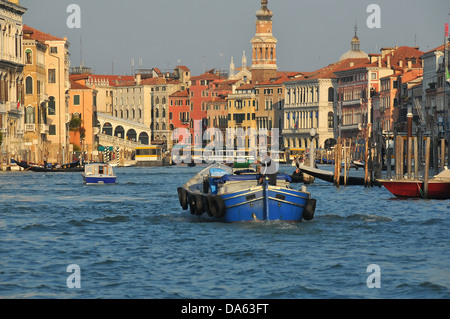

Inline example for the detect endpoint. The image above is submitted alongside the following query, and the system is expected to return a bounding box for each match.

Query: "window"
[26,106,35,124]
[328,87,334,102]
[50,47,58,54]
[49,124,56,135]
[48,69,56,83]
[328,112,334,129]
[25,76,33,94]
[48,96,56,115]
[25,49,32,64]
[74,95,80,105]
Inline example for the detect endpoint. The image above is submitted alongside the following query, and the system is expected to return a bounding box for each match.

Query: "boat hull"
[380,180,450,199]
[217,186,311,222]
[177,163,316,222]
[82,174,116,185]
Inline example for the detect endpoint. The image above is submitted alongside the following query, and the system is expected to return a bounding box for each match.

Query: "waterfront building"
[227,83,257,147]
[68,76,98,160]
[22,23,49,164]
[83,74,134,115]
[283,59,368,150]
[22,25,71,164]
[255,72,301,148]
[421,44,449,138]
[110,75,151,145]
[205,80,234,133]
[0,0,26,167]
[373,69,423,137]
[189,69,225,146]
[150,77,181,148]
[334,46,423,143]
[169,88,190,146]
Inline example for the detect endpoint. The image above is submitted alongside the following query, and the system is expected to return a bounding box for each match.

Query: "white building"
[0,0,26,167]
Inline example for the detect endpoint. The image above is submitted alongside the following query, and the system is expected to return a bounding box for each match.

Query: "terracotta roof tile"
[23,25,65,42]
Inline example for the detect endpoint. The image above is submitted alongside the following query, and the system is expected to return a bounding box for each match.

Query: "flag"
[17,93,21,110]
[446,66,450,85]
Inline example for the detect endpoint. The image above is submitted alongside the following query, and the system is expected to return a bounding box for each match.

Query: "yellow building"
[22,25,50,164]
[226,84,257,148]
[23,25,71,164]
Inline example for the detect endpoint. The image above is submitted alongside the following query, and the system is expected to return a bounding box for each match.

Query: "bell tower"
[251,0,278,84]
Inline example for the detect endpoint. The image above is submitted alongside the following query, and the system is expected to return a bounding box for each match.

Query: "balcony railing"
[25,124,36,132]
[342,99,362,107]
[39,124,49,134]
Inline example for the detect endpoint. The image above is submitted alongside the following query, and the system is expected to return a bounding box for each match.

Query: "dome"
[340,50,368,61]
[340,24,368,61]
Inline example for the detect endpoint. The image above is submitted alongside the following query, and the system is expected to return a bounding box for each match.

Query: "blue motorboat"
[177,163,316,222]
[82,163,117,185]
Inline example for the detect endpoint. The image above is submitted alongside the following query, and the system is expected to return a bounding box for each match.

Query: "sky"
[19,0,450,77]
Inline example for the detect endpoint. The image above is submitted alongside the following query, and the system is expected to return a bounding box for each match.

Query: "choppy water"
[0,164,448,299]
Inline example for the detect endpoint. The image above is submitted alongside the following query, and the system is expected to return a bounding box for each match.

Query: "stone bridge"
[97,112,151,148]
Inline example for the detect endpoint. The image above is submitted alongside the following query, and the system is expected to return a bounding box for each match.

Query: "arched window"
[25,49,32,64]
[25,76,33,94]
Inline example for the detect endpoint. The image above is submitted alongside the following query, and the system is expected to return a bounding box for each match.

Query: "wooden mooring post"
[423,137,431,199]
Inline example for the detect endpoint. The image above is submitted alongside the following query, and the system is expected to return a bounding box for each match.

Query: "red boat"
[379,169,450,199]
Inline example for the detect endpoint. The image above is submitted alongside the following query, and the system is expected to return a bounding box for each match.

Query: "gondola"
[13,159,84,172]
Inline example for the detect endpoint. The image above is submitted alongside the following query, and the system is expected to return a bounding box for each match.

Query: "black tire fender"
[210,195,226,218]
[303,198,316,221]
[177,187,188,210]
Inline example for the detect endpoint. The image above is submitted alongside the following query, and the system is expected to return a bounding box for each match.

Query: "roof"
[283,58,369,84]
[86,74,136,87]
[334,46,424,74]
[191,69,226,81]
[170,89,189,98]
[23,25,65,42]
[176,65,191,72]
[236,83,254,90]
[70,81,91,91]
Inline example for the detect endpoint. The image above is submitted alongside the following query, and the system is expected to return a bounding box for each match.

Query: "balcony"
[39,124,49,134]
[25,124,36,132]
[342,99,362,107]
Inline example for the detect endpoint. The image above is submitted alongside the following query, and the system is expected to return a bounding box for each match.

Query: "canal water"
[0,164,448,299]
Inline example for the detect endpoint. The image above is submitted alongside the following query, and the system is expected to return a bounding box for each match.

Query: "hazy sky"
[20,0,450,76]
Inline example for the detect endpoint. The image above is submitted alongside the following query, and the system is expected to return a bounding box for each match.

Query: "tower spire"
[251,0,278,83]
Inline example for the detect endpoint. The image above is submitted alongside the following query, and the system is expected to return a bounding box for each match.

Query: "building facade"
[22,23,49,164]
[0,0,26,167]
